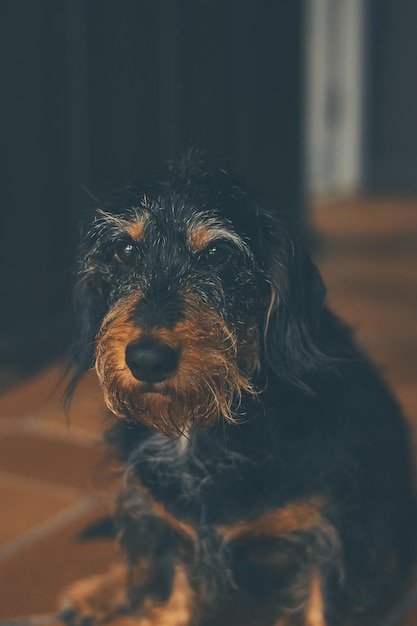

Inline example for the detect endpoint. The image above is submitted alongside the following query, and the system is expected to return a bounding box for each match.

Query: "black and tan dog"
[62,156,417,625]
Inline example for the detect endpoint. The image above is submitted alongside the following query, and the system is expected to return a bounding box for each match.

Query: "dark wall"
[364,0,417,193]
[1,0,306,377]
[85,1,305,200]
[1,1,73,377]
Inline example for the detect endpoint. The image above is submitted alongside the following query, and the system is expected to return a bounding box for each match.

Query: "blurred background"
[1,0,417,381]
[1,1,417,621]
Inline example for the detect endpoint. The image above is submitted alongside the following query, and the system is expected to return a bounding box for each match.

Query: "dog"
[61,155,417,625]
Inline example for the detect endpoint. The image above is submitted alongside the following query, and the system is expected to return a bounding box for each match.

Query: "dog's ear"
[64,261,106,404]
[259,209,328,391]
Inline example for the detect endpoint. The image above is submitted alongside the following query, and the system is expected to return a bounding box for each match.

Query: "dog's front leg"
[61,560,198,626]
[60,491,200,626]
[60,562,131,625]
[218,498,342,626]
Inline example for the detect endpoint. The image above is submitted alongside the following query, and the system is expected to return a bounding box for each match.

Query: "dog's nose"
[125,338,179,383]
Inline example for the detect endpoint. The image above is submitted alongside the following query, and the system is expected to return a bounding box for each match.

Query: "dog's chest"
[129,431,272,527]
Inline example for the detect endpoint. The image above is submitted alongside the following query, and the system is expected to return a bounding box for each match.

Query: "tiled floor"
[0,196,416,624]
[0,369,121,621]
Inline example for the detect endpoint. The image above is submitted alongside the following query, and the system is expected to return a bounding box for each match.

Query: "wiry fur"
[62,156,417,626]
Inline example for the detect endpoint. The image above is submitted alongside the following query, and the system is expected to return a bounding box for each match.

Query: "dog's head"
[68,160,326,436]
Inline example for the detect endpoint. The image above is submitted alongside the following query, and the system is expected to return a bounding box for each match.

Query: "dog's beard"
[98,373,250,437]
[94,297,258,437]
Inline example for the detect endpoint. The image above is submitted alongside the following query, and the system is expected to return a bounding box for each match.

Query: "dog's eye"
[114,242,137,266]
[200,244,231,268]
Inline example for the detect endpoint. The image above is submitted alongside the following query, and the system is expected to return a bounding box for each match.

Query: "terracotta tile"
[313,197,417,239]
[0,433,111,492]
[0,503,121,619]
[322,297,416,342]
[21,369,110,441]
[65,394,108,434]
[0,366,64,419]
[321,277,417,315]
[40,383,110,437]
[0,368,104,422]
[0,473,79,546]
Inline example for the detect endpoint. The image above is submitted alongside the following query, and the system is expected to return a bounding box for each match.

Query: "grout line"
[0,469,86,501]
[0,497,100,562]
[0,416,102,446]
[0,416,43,435]
[0,383,104,421]
[24,420,103,446]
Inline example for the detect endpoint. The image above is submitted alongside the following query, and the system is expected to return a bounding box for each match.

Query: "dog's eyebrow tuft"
[93,209,150,242]
[187,217,252,258]
[126,212,150,242]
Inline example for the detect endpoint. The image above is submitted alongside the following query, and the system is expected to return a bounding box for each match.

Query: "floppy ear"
[260,213,328,391]
[64,262,106,404]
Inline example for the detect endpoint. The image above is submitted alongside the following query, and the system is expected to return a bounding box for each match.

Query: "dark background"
[1,0,417,382]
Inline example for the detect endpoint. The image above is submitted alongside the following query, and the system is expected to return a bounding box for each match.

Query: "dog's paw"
[59,564,131,625]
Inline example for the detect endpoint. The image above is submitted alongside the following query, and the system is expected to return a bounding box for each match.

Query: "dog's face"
[69,164,326,436]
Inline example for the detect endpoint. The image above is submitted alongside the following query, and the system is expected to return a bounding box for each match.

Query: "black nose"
[125,338,179,383]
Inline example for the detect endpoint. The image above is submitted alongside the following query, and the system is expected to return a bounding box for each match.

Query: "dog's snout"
[125,337,179,383]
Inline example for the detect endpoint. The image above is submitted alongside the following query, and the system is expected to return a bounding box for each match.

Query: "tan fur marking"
[135,481,197,540]
[305,574,327,626]
[188,226,213,252]
[128,556,152,591]
[127,214,149,242]
[95,293,145,419]
[187,223,249,254]
[138,565,198,626]
[60,563,128,621]
[219,498,326,541]
[271,574,327,626]
[264,288,278,345]
[95,209,149,243]
[61,562,197,626]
